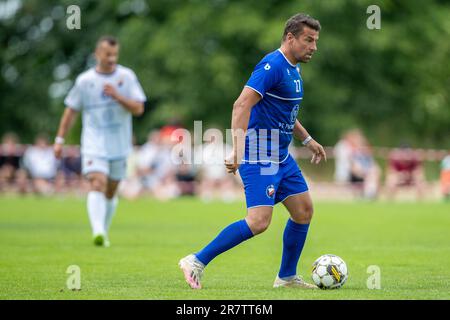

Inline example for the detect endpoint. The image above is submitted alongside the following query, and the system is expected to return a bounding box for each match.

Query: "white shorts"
[82,156,127,181]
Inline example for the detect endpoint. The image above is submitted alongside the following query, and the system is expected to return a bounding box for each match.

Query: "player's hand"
[53,143,63,159]
[103,84,119,100]
[306,139,327,164]
[224,150,243,175]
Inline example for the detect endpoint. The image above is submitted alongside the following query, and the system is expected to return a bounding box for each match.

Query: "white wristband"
[302,136,312,145]
[55,136,65,145]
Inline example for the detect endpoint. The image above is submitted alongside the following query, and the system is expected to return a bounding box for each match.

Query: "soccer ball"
[311,254,348,289]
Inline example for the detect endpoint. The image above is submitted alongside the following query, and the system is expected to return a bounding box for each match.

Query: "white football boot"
[273,275,318,289]
[178,254,205,289]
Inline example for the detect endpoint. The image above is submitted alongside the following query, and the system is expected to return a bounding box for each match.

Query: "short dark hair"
[282,13,321,41]
[96,35,118,48]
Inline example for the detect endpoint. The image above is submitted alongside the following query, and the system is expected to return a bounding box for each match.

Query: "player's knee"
[304,204,314,222]
[91,182,106,193]
[105,189,115,199]
[293,204,314,224]
[247,217,271,235]
[105,184,119,199]
[89,177,107,193]
[251,222,270,235]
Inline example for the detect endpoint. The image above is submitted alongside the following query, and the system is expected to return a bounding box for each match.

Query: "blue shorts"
[238,154,309,208]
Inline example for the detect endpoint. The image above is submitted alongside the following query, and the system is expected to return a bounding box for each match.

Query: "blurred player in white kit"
[54,36,146,247]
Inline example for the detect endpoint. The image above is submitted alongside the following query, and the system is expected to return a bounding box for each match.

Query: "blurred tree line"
[1,0,449,147]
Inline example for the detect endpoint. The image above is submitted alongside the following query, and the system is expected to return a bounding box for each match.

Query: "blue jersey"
[244,49,303,163]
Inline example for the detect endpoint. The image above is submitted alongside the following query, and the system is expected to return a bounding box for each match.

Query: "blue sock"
[195,219,254,266]
[278,219,310,279]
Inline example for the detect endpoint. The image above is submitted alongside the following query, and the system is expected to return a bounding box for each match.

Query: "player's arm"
[54,107,79,159]
[225,87,261,174]
[293,119,327,164]
[103,84,144,116]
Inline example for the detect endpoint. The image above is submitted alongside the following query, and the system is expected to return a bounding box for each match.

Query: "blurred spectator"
[126,126,190,201]
[151,126,185,201]
[119,141,143,200]
[0,132,22,192]
[136,129,178,198]
[385,145,426,200]
[175,163,197,196]
[136,130,162,192]
[334,129,381,199]
[55,146,83,193]
[348,132,381,199]
[440,154,450,201]
[334,130,356,184]
[14,167,30,194]
[195,136,236,202]
[22,135,58,195]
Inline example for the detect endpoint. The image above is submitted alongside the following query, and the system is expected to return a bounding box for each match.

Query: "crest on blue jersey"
[266,184,275,199]
[264,63,271,70]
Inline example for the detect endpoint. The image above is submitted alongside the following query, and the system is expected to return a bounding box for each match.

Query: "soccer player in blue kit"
[179,13,326,289]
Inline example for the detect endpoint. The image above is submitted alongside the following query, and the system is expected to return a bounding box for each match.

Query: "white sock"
[105,197,118,232]
[87,191,107,236]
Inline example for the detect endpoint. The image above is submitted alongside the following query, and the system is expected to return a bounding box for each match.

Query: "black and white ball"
[311,254,348,289]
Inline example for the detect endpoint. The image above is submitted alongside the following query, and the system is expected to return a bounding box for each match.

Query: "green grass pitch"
[0,195,449,299]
